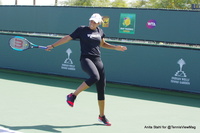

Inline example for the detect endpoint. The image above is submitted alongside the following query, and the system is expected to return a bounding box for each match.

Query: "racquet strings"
[9,37,30,51]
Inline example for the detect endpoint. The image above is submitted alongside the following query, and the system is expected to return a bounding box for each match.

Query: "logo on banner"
[61,48,76,71]
[146,19,156,29]
[119,13,136,34]
[102,16,110,27]
[170,58,190,85]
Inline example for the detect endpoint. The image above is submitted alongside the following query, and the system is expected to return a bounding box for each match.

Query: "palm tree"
[178,59,185,72]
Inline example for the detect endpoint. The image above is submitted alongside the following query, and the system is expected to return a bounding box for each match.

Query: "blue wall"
[1,6,200,94]
[1,34,200,94]
[0,6,200,44]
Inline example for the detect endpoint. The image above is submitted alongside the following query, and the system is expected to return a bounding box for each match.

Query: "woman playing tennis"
[46,13,127,126]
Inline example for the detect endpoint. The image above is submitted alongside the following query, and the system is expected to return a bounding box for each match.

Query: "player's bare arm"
[46,35,72,51]
[100,38,127,51]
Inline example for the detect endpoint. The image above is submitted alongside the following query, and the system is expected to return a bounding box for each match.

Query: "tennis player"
[46,13,127,126]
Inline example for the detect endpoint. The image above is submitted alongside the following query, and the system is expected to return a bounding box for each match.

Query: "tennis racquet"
[9,36,47,51]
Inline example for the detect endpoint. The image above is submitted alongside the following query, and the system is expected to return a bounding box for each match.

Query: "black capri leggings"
[80,55,106,100]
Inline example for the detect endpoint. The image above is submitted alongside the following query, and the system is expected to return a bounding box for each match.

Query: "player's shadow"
[0,123,103,133]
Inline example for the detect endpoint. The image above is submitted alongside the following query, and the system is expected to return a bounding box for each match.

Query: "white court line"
[0,127,22,133]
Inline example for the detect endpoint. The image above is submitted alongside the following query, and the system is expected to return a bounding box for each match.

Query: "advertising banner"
[119,13,136,34]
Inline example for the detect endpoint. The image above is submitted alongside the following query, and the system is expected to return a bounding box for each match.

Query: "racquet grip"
[38,46,47,49]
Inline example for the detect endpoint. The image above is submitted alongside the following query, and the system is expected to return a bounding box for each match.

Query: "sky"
[0,0,63,6]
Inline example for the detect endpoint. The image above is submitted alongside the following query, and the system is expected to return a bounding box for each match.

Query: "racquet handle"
[38,46,48,49]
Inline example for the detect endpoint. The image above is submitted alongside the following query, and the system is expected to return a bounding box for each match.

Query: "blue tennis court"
[0,70,200,133]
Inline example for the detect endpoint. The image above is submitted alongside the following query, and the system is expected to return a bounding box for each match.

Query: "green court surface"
[0,69,200,133]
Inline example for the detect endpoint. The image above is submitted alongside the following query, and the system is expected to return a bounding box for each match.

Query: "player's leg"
[66,57,100,107]
[94,58,111,126]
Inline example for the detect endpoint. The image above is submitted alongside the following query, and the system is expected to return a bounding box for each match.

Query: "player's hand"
[115,45,127,51]
[45,45,54,51]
